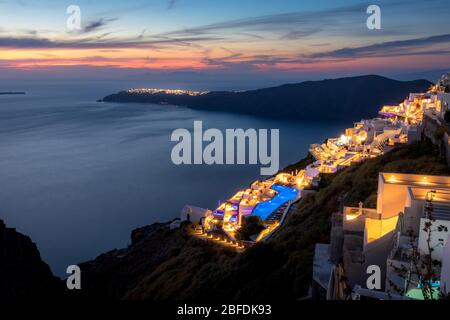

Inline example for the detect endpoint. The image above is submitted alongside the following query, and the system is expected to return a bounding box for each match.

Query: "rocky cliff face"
[102,75,432,123]
[75,221,191,299]
[0,219,62,298]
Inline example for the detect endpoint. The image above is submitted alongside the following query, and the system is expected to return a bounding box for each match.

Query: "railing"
[390,246,414,262]
[261,197,301,242]
[423,200,450,221]
[389,232,400,260]
[343,206,378,220]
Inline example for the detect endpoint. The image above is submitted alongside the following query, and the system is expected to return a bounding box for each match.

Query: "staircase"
[264,203,289,224]
[373,137,389,152]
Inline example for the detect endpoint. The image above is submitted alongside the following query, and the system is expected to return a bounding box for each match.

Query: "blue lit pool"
[252,184,299,220]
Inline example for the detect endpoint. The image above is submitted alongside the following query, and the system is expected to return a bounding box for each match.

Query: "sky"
[0,0,450,88]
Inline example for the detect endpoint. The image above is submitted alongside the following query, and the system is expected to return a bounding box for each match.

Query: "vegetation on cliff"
[76,139,449,300]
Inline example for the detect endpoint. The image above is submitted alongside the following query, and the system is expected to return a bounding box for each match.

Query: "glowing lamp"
[425,190,436,202]
[346,214,359,221]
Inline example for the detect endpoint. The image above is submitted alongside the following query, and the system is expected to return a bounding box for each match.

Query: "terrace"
[309,88,442,175]
[199,171,304,245]
[195,74,449,252]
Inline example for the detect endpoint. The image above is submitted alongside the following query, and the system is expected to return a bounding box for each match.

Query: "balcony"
[343,206,379,233]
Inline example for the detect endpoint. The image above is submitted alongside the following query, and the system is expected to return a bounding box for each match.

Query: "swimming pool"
[252,184,299,220]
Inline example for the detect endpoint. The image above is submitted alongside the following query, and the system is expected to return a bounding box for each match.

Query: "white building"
[314,172,450,299]
[180,205,211,223]
[436,92,450,119]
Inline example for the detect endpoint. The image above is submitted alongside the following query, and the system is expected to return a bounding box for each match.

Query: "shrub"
[235,216,266,241]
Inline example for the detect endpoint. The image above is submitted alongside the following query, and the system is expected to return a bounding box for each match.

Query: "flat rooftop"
[381,172,450,189]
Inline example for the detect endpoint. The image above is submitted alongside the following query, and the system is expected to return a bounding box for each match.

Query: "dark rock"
[0,220,62,298]
[102,75,432,123]
[75,221,186,299]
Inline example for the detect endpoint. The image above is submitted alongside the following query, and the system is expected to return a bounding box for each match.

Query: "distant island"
[0,91,25,95]
[101,75,432,122]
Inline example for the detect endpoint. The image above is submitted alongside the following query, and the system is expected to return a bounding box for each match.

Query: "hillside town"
[176,73,450,300]
[312,72,450,300]
[126,88,209,96]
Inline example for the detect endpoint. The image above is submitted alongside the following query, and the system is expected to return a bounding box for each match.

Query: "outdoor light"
[425,190,436,202]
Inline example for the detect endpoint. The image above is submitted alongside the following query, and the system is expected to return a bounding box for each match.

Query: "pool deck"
[252,184,299,221]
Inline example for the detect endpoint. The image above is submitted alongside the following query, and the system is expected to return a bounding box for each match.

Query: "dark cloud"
[280,28,322,40]
[138,29,146,40]
[201,53,324,70]
[307,34,450,59]
[160,4,365,37]
[0,35,222,49]
[83,18,118,33]
[2,0,449,73]
[157,0,450,40]
[236,32,265,40]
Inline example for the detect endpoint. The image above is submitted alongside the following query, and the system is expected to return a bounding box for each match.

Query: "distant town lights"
[127,88,209,96]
